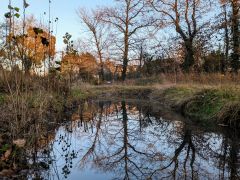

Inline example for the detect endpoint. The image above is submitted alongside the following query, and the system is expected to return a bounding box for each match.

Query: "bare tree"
[230,0,239,73]
[222,3,230,73]
[149,0,213,72]
[219,0,239,73]
[215,1,230,73]
[77,9,109,81]
[101,0,153,81]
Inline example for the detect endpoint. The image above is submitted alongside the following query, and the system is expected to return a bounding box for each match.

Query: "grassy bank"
[158,85,240,128]
[70,84,153,101]
[71,83,240,128]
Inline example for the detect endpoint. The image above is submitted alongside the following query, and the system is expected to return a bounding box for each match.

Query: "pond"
[24,100,240,180]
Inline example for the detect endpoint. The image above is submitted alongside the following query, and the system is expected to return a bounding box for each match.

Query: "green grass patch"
[0,144,10,152]
[71,88,93,100]
[160,85,240,127]
[134,76,163,86]
[0,93,5,104]
[184,90,226,121]
[162,86,198,105]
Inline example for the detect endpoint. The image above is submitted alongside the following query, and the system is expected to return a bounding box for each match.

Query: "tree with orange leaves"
[12,26,56,75]
[61,52,98,81]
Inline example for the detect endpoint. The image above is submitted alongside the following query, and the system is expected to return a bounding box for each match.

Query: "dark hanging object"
[24,0,29,8]
[33,27,43,35]
[55,67,61,72]
[41,37,49,46]
[4,12,11,18]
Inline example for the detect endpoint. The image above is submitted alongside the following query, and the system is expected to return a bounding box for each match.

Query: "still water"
[27,100,240,180]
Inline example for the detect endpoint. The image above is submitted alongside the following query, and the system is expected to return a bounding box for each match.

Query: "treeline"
[75,0,239,81]
[0,0,239,83]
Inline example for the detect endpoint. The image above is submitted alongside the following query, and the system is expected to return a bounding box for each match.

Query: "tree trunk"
[97,50,104,81]
[183,39,195,72]
[100,63,104,81]
[231,0,239,73]
[122,57,128,81]
[222,4,229,74]
[23,58,32,75]
[138,44,143,77]
[122,32,129,81]
[94,33,105,81]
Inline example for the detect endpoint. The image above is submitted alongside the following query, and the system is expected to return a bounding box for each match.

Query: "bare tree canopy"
[149,0,214,71]
[77,8,110,81]
[100,0,155,80]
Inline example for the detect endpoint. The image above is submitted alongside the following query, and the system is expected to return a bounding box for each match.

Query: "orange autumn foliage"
[104,59,116,74]
[13,26,56,67]
[61,52,98,78]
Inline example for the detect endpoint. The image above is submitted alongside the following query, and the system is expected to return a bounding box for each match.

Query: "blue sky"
[1,0,221,53]
[1,0,113,50]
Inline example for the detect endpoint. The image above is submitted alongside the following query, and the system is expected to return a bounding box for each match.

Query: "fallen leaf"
[0,137,2,146]
[1,148,12,161]
[0,169,15,177]
[71,113,80,121]
[13,139,26,148]
[13,163,17,170]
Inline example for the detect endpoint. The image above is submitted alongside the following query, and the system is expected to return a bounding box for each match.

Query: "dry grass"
[0,69,71,175]
[109,73,240,88]
[171,72,240,86]
[0,69,69,144]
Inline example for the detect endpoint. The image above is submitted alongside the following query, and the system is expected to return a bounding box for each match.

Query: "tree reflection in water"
[26,100,240,180]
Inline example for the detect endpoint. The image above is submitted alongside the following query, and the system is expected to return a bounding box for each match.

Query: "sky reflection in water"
[30,100,240,180]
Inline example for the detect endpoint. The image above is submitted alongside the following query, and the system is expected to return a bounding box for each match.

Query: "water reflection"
[25,100,240,180]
